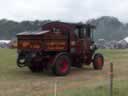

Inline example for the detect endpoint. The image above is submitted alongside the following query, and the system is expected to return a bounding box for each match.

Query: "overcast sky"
[0,0,128,22]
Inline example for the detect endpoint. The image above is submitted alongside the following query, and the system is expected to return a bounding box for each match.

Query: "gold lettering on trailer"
[47,42,66,50]
[22,42,30,47]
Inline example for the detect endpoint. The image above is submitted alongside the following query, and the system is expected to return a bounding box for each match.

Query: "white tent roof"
[124,37,128,43]
[0,40,10,43]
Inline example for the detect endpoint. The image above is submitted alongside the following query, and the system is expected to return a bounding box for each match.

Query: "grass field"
[0,49,128,96]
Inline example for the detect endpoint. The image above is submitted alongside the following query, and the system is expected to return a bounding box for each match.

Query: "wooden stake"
[110,62,113,96]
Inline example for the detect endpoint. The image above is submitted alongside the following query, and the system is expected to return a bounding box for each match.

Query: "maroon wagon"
[17,22,104,76]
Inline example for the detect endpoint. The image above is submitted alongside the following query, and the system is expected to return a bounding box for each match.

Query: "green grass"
[0,48,16,64]
[0,48,128,96]
[49,80,128,96]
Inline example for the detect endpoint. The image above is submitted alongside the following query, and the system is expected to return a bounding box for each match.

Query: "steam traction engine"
[17,22,104,76]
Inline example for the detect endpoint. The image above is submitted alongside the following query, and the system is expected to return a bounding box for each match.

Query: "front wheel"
[52,54,71,76]
[93,53,104,70]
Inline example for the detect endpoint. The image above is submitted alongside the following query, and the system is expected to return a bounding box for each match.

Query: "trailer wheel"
[28,61,43,72]
[93,53,104,70]
[52,54,71,76]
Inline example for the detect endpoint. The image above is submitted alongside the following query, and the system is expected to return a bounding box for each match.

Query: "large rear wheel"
[93,53,104,70]
[52,54,71,76]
